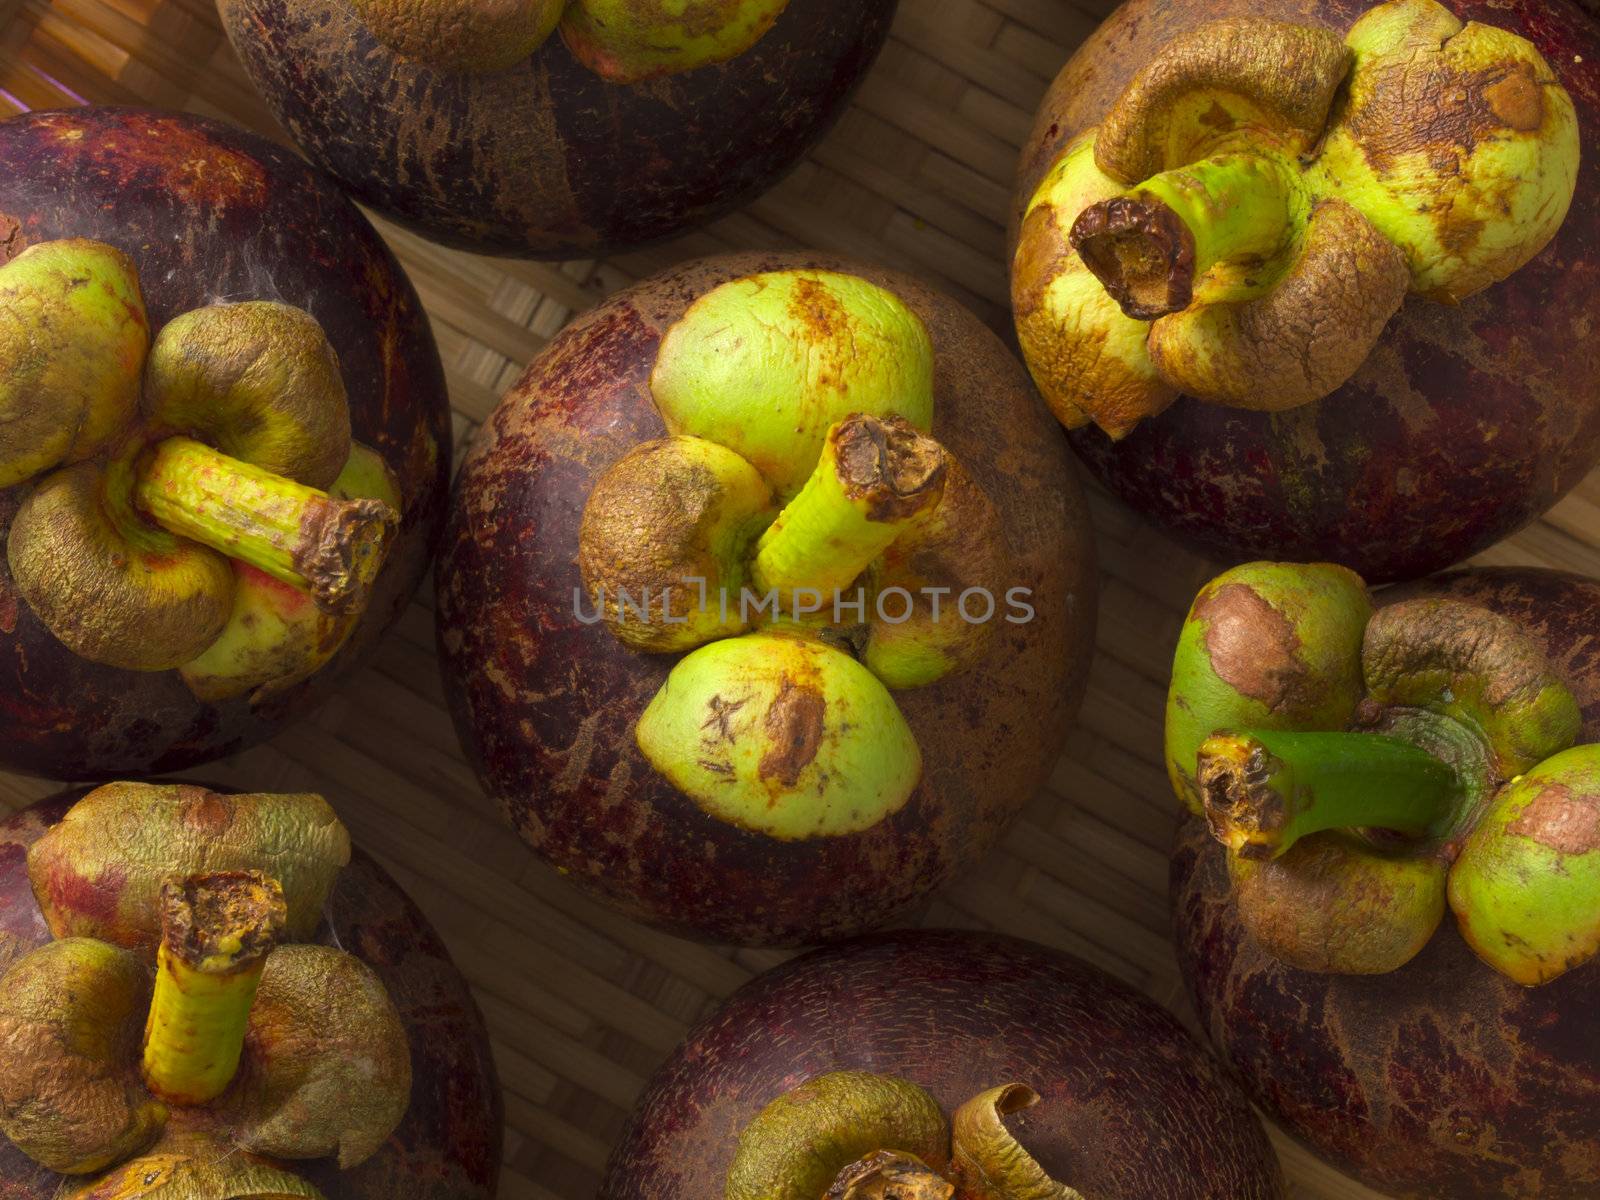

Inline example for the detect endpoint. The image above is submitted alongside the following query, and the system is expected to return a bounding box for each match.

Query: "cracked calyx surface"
[1012,0,1580,439]
[578,269,1014,841]
[1166,561,1600,986]
[724,1071,1086,1200]
[0,238,402,704]
[0,782,411,1196]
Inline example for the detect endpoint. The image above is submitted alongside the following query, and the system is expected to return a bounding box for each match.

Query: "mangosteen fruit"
[601,928,1286,1199]
[0,107,450,779]
[1011,0,1600,582]
[436,253,1097,946]
[0,781,500,1199]
[1167,562,1600,1197]
[216,0,896,257]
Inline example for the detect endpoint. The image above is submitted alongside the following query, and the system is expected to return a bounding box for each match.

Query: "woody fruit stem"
[134,436,397,615]
[1198,729,1459,860]
[141,870,287,1106]
[751,414,946,606]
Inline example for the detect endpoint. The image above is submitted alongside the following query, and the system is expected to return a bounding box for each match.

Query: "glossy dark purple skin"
[602,929,1286,1199]
[0,107,450,780]
[0,788,501,1200]
[217,0,896,257]
[1172,568,1600,1199]
[1015,0,1600,583]
[435,252,1098,947]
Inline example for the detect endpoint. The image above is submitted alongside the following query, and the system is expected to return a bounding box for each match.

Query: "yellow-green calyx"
[0,784,411,1194]
[578,270,1018,837]
[1,240,401,696]
[726,1071,1085,1200]
[1167,561,1600,984]
[1014,0,1580,438]
[349,0,790,80]
[635,630,923,839]
[0,240,147,487]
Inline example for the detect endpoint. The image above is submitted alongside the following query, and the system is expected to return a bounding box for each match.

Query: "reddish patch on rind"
[39,862,127,932]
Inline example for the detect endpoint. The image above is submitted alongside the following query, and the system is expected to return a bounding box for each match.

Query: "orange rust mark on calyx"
[1509,784,1600,856]
[70,117,269,209]
[758,677,826,788]
[1195,583,1306,711]
[788,276,849,343]
[1483,66,1545,132]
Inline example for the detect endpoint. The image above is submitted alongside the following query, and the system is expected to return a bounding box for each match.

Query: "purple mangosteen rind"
[1170,566,1600,1199]
[1011,0,1600,582]
[436,251,1098,947]
[217,0,897,257]
[601,928,1287,1200]
[0,107,450,780]
[0,785,501,1200]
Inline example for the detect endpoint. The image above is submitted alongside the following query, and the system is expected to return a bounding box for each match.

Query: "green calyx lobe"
[350,0,790,80]
[0,784,411,1195]
[581,270,1014,839]
[1168,561,1600,984]
[725,1071,1084,1200]
[1,240,401,697]
[1016,0,1580,436]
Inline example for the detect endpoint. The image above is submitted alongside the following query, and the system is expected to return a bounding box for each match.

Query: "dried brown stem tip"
[835,414,947,518]
[751,414,946,601]
[826,1151,954,1199]
[1069,197,1196,319]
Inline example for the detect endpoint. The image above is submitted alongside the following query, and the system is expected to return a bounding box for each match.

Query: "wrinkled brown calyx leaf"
[725,1071,1085,1200]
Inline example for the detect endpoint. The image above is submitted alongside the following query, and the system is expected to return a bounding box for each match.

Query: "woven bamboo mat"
[3,3,1600,1197]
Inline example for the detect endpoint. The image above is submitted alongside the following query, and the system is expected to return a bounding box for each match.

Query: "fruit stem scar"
[1199,728,1459,859]
[751,414,946,604]
[1070,151,1300,319]
[135,436,397,615]
[141,870,286,1106]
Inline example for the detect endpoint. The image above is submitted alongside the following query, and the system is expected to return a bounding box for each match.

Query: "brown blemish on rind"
[0,215,23,265]
[759,679,826,788]
[1508,783,1600,855]
[1195,583,1305,710]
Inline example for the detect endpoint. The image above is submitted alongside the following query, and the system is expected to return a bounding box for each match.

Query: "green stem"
[134,436,397,615]
[750,415,945,604]
[1070,150,1299,318]
[141,871,286,1106]
[1198,729,1459,860]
